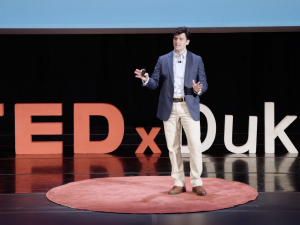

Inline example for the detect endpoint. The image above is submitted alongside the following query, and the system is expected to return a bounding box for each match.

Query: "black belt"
[173,98,185,102]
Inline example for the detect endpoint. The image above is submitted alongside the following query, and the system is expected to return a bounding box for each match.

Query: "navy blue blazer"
[145,50,208,121]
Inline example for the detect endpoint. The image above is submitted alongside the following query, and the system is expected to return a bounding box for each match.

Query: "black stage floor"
[0,151,300,224]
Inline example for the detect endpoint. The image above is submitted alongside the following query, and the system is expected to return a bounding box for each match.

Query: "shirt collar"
[174,50,187,59]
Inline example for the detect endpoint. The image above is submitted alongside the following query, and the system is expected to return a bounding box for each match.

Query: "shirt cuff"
[142,77,149,86]
[194,89,202,95]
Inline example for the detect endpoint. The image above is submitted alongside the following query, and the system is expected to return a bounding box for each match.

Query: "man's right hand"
[134,69,149,81]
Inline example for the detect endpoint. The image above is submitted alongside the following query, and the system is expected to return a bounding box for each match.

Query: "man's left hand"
[192,80,202,93]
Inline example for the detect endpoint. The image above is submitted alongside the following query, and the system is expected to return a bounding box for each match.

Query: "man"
[134,27,208,196]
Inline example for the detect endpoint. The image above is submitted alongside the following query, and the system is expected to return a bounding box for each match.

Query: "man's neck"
[174,49,187,56]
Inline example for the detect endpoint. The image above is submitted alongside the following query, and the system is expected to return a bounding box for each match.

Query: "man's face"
[173,33,190,52]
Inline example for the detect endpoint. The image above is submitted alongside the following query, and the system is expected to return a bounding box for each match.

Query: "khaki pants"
[163,102,203,187]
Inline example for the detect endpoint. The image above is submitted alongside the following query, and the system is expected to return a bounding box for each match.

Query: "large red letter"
[135,127,161,153]
[74,103,124,153]
[0,103,3,116]
[15,104,63,154]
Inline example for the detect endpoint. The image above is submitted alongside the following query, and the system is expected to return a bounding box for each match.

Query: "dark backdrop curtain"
[0,32,299,152]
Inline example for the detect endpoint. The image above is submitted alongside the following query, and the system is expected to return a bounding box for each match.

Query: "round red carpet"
[46,176,258,214]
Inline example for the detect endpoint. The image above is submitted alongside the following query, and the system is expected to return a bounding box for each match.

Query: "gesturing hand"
[192,79,202,93]
[134,69,149,81]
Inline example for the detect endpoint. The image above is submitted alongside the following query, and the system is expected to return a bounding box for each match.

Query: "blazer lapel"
[167,51,174,85]
[184,50,193,85]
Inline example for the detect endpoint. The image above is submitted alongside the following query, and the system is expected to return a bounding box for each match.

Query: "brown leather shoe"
[168,186,186,195]
[192,186,207,196]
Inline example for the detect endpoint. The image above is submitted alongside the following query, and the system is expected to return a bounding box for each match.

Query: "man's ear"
[186,40,190,45]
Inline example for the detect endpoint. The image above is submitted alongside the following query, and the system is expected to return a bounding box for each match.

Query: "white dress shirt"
[142,50,201,96]
[173,50,187,98]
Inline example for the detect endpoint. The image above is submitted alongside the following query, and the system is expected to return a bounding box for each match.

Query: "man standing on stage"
[134,27,208,196]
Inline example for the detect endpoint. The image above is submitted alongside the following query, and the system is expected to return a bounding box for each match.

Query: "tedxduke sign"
[0,102,297,154]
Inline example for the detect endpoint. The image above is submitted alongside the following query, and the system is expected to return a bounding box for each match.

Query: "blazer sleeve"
[145,57,161,90]
[198,56,208,96]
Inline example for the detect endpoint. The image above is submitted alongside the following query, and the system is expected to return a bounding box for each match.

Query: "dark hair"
[173,27,191,40]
